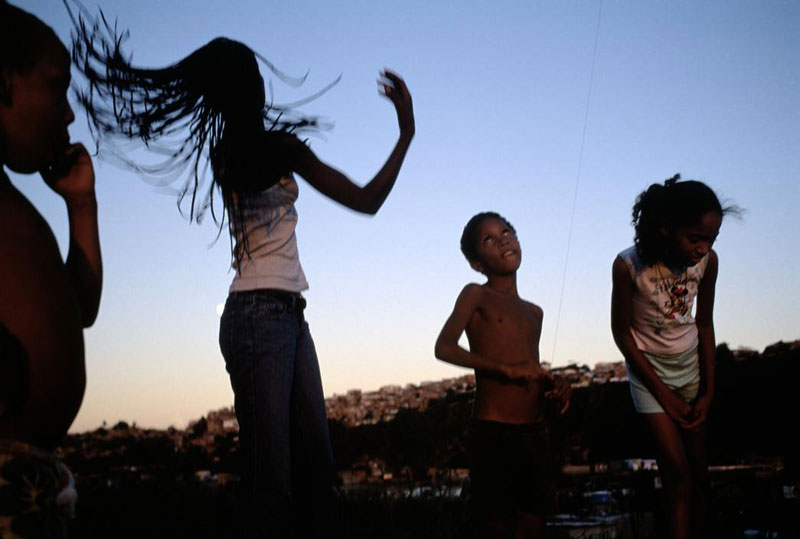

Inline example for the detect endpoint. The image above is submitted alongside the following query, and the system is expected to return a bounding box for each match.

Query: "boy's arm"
[435,284,515,379]
[42,144,102,327]
[611,256,692,427]
[686,250,718,429]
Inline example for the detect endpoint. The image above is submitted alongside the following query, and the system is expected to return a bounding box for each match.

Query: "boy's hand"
[379,70,414,139]
[546,375,572,414]
[41,143,96,206]
[685,393,713,430]
[503,363,549,389]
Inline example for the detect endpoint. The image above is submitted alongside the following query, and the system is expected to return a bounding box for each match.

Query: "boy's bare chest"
[468,296,541,345]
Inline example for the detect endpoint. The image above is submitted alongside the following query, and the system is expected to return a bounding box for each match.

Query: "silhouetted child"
[0,1,102,535]
[435,212,570,539]
[66,4,413,536]
[611,174,737,539]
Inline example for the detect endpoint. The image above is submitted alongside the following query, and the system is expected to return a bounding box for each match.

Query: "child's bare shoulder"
[0,187,70,322]
[0,187,59,258]
[456,282,489,304]
[522,299,544,320]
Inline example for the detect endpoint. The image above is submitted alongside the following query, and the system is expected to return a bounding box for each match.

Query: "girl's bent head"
[631,174,736,266]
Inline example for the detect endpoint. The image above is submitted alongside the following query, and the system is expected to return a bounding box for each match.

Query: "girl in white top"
[70,13,414,537]
[611,174,738,539]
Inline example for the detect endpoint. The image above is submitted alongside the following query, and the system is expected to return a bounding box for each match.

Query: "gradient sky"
[14,0,799,432]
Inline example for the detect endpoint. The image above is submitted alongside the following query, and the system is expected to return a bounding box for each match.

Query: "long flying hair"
[66,1,337,247]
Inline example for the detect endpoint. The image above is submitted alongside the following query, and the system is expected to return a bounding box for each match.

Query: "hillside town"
[324,360,630,428]
[57,341,799,538]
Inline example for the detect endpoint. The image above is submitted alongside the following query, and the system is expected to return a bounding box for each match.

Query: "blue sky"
[15,0,800,431]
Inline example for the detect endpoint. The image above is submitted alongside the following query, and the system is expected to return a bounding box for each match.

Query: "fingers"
[684,404,708,430]
[42,142,88,179]
[559,399,571,415]
[684,419,703,430]
[379,69,405,91]
[64,142,88,157]
[684,413,706,430]
[675,410,693,429]
[377,69,411,101]
[672,414,691,429]
[664,399,692,428]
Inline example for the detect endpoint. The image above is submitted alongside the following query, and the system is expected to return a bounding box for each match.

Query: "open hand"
[379,70,414,139]
[40,143,96,205]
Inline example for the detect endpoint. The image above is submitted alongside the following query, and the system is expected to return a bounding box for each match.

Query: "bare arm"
[435,284,515,379]
[695,250,718,397]
[686,250,718,428]
[611,256,691,426]
[42,144,102,327]
[293,70,414,215]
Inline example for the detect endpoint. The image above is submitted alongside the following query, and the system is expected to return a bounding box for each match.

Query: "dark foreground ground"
[62,344,800,537]
[66,468,799,539]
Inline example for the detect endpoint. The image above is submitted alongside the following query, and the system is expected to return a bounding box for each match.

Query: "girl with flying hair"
[68,6,414,537]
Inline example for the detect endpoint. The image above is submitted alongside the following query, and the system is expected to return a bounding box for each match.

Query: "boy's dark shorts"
[468,419,556,517]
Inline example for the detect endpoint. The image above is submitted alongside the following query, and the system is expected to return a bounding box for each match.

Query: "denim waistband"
[229,289,307,312]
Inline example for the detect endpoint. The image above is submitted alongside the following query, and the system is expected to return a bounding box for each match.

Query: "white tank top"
[618,245,709,356]
[229,175,308,293]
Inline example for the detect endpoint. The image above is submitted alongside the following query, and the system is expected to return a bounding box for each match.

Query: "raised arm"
[686,250,718,428]
[293,70,414,215]
[611,256,691,426]
[41,143,102,327]
[435,284,515,379]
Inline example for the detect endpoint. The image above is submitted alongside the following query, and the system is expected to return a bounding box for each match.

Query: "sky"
[14,0,800,432]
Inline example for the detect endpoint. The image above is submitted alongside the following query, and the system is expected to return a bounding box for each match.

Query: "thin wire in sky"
[551,0,604,365]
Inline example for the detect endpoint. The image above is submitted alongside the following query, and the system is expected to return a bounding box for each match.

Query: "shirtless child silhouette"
[0,2,102,534]
[435,212,569,539]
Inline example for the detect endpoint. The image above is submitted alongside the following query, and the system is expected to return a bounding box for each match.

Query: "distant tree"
[715,342,734,364]
[191,417,208,437]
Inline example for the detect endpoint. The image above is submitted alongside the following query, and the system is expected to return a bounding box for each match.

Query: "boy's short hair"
[0,2,57,73]
[460,211,516,262]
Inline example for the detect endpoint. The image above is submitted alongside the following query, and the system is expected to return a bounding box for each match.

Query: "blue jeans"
[219,290,338,538]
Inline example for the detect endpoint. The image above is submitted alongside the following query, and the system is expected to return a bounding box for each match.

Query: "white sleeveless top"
[618,245,709,356]
[229,175,308,293]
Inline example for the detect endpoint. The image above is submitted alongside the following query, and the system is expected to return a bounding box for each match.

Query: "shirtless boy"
[435,212,569,538]
[0,1,102,533]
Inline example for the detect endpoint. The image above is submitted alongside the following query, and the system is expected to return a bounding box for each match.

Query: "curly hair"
[460,211,516,263]
[632,174,738,266]
[65,1,337,258]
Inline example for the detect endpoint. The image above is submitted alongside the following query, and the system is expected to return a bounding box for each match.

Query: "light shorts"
[626,341,700,414]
